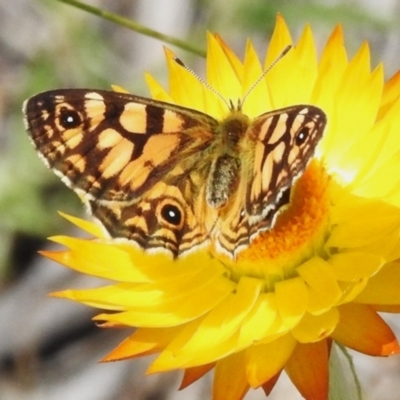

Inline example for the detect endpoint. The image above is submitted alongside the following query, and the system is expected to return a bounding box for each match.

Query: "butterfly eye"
[295,127,310,146]
[161,204,182,226]
[59,107,82,129]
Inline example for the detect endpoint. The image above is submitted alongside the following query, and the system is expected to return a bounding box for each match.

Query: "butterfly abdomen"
[205,113,251,210]
[206,155,241,209]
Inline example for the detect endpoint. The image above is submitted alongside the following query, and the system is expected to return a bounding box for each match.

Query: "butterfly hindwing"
[88,176,211,257]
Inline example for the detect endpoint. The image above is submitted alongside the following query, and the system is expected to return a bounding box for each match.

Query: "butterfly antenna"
[173,57,232,110]
[240,44,292,108]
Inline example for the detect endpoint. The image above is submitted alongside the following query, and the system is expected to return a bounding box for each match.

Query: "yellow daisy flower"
[45,15,400,400]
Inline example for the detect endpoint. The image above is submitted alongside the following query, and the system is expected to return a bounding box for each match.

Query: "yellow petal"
[328,252,385,281]
[354,151,400,201]
[327,200,400,249]
[166,277,263,359]
[264,15,294,109]
[164,47,209,114]
[102,327,181,361]
[285,24,318,104]
[245,334,296,387]
[264,14,292,66]
[213,352,249,400]
[296,257,342,315]
[312,24,348,108]
[290,309,339,342]
[111,84,130,93]
[337,279,369,304]
[241,39,268,117]
[275,277,308,328]
[332,303,400,356]
[213,33,243,80]
[379,69,400,119]
[206,32,241,113]
[44,236,145,282]
[58,211,104,238]
[355,261,400,304]
[145,72,174,103]
[180,363,215,389]
[238,293,287,347]
[94,308,189,328]
[326,43,383,168]
[285,341,329,400]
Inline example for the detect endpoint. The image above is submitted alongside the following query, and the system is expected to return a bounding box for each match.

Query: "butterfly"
[23,84,326,259]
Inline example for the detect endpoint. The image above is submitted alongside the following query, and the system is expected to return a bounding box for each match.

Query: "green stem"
[337,344,363,400]
[55,0,206,57]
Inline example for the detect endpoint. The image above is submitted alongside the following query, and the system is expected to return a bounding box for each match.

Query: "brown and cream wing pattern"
[23,89,218,202]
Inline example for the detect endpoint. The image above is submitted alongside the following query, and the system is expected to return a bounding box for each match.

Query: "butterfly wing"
[24,89,217,202]
[248,104,326,216]
[215,105,327,257]
[88,171,212,256]
[24,89,218,257]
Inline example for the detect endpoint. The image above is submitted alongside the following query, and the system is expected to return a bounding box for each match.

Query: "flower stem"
[55,0,206,58]
[329,344,363,400]
[336,344,362,400]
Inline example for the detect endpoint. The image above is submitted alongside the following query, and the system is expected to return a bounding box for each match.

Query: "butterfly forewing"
[247,105,326,217]
[24,89,217,202]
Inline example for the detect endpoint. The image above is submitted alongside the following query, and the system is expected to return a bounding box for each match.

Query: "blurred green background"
[2,1,400,399]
